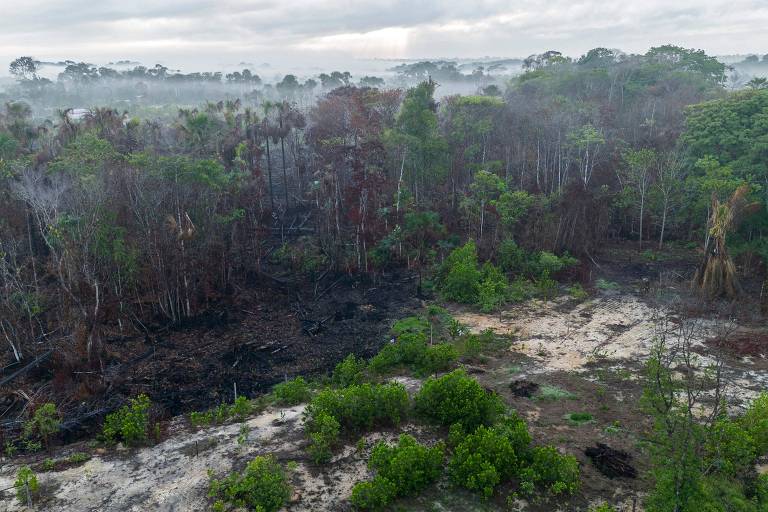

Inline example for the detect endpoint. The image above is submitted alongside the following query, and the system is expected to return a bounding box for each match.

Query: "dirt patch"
[509,380,540,398]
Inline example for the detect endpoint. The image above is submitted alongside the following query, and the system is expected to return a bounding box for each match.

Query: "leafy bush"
[208,455,291,512]
[740,392,768,455]
[102,394,151,446]
[568,284,588,300]
[438,241,482,303]
[351,435,444,510]
[532,251,578,278]
[332,354,367,387]
[272,377,312,405]
[14,466,38,504]
[414,370,505,431]
[589,504,617,512]
[190,396,254,427]
[368,343,403,373]
[391,316,430,337]
[350,476,397,510]
[304,383,409,462]
[519,445,580,497]
[419,343,459,374]
[23,402,60,448]
[449,425,520,498]
[477,263,509,312]
[508,277,537,303]
[704,418,756,477]
[306,411,339,464]
[498,239,527,274]
[565,412,594,425]
[535,385,577,401]
[369,434,445,496]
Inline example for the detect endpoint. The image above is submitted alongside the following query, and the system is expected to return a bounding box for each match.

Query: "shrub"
[535,385,577,401]
[589,504,617,512]
[415,370,505,431]
[418,343,458,374]
[391,316,430,337]
[368,343,403,373]
[438,241,482,303]
[68,452,90,464]
[102,394,151,446]
[332,354,367,387]
[368,435,444,496]
[568,284,588,300]
[304,383,409,462]
[350,476,397,510]
[740,392,768,455]
[477,263,509,312]
[14,466,38,504]
[208,455,291,512]
[508,277,536,303]
[272,377,312,405]
[533,251,578,278]
[449,426,519,498]
[230,396,253,420]
[704,418,756,477]
[307,411,339,464]
[519,445,580,497]
[23,403,60,448]
[498,239,527,274]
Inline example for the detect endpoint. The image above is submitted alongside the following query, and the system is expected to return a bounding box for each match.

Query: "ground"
[1,246,766,511]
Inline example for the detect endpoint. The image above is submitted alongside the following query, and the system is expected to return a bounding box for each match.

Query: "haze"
[2,0,767,76]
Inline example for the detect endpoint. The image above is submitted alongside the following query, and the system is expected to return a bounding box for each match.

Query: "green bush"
[414,370,505,431]
[332,354,367,387]
[208,455,291,512]
[272,377,312,405]
[498,239,527,274]
[102,394,151,446]
[438,241,482,303]
[23,403,60,448]
[740,392,768,455]
[306,383,409,432]
[368,343,403,373]
[532,251,578,278]
[705,418,756,477]
[477,263,509,312]
[350,476,397,510]
[230,396,253,420]
[519,445,580,497]
[449,425,519,498]
[568,284,588,300]
[14,466,38,504]
[589,504,617,512]
[306,411,340,464]
[391,316,430,337]
[419,343,458,374]
[368,434,445,496]
[508,277,537,302]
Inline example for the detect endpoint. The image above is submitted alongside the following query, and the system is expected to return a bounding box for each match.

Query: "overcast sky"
[1,0,767,76]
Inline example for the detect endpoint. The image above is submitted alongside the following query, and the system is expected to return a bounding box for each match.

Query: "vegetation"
[14,466,38,504]
[351,435,445,509]
[101,394,151,446]
[208,455,291,512]
[414,369,505,431]
[272,377,312,405]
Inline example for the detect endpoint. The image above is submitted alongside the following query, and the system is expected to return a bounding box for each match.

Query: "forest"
[0,44,767,511]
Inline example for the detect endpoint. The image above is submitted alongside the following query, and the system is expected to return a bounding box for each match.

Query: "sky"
[1,0,767,77]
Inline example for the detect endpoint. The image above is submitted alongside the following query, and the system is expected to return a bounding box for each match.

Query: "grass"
[564,412,595,425]
[595,278,619,291]
[535,385,577,401]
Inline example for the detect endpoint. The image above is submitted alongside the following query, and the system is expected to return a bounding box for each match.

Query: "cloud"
[0,0,766,74]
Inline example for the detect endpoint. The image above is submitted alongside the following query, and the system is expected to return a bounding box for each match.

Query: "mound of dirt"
[585,443,637,479]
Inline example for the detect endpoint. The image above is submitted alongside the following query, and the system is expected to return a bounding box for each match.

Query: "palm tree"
[693,185,760,298]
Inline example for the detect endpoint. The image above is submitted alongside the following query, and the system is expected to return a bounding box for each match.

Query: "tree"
[693,185,759,298]
[654,151,682,249]
[622,148,656,249]
[9,57,37,81]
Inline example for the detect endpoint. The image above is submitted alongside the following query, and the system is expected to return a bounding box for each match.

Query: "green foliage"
[102,394,151,446]
[519,445,580,497]
[306,411,340,464]
[740,393,768,455]
[415,370,505,431]
[332,354,368,387]
[477,263,509,312]
[589,503,618,512]
[189,396,254,428]
[272,377,312,405]
[14,466,38,503]
[449,415,531,499]
[208,455,291,512]
[419,343,459,374]
[304,383,409,462]
[535,385,577,401]
[352,434,444,509]
[438,241,482,303]
[568,284,588,300]
[565,412,595,426]
[498,240,527,274]
[23,402,60,446]
[350,476,397,511]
